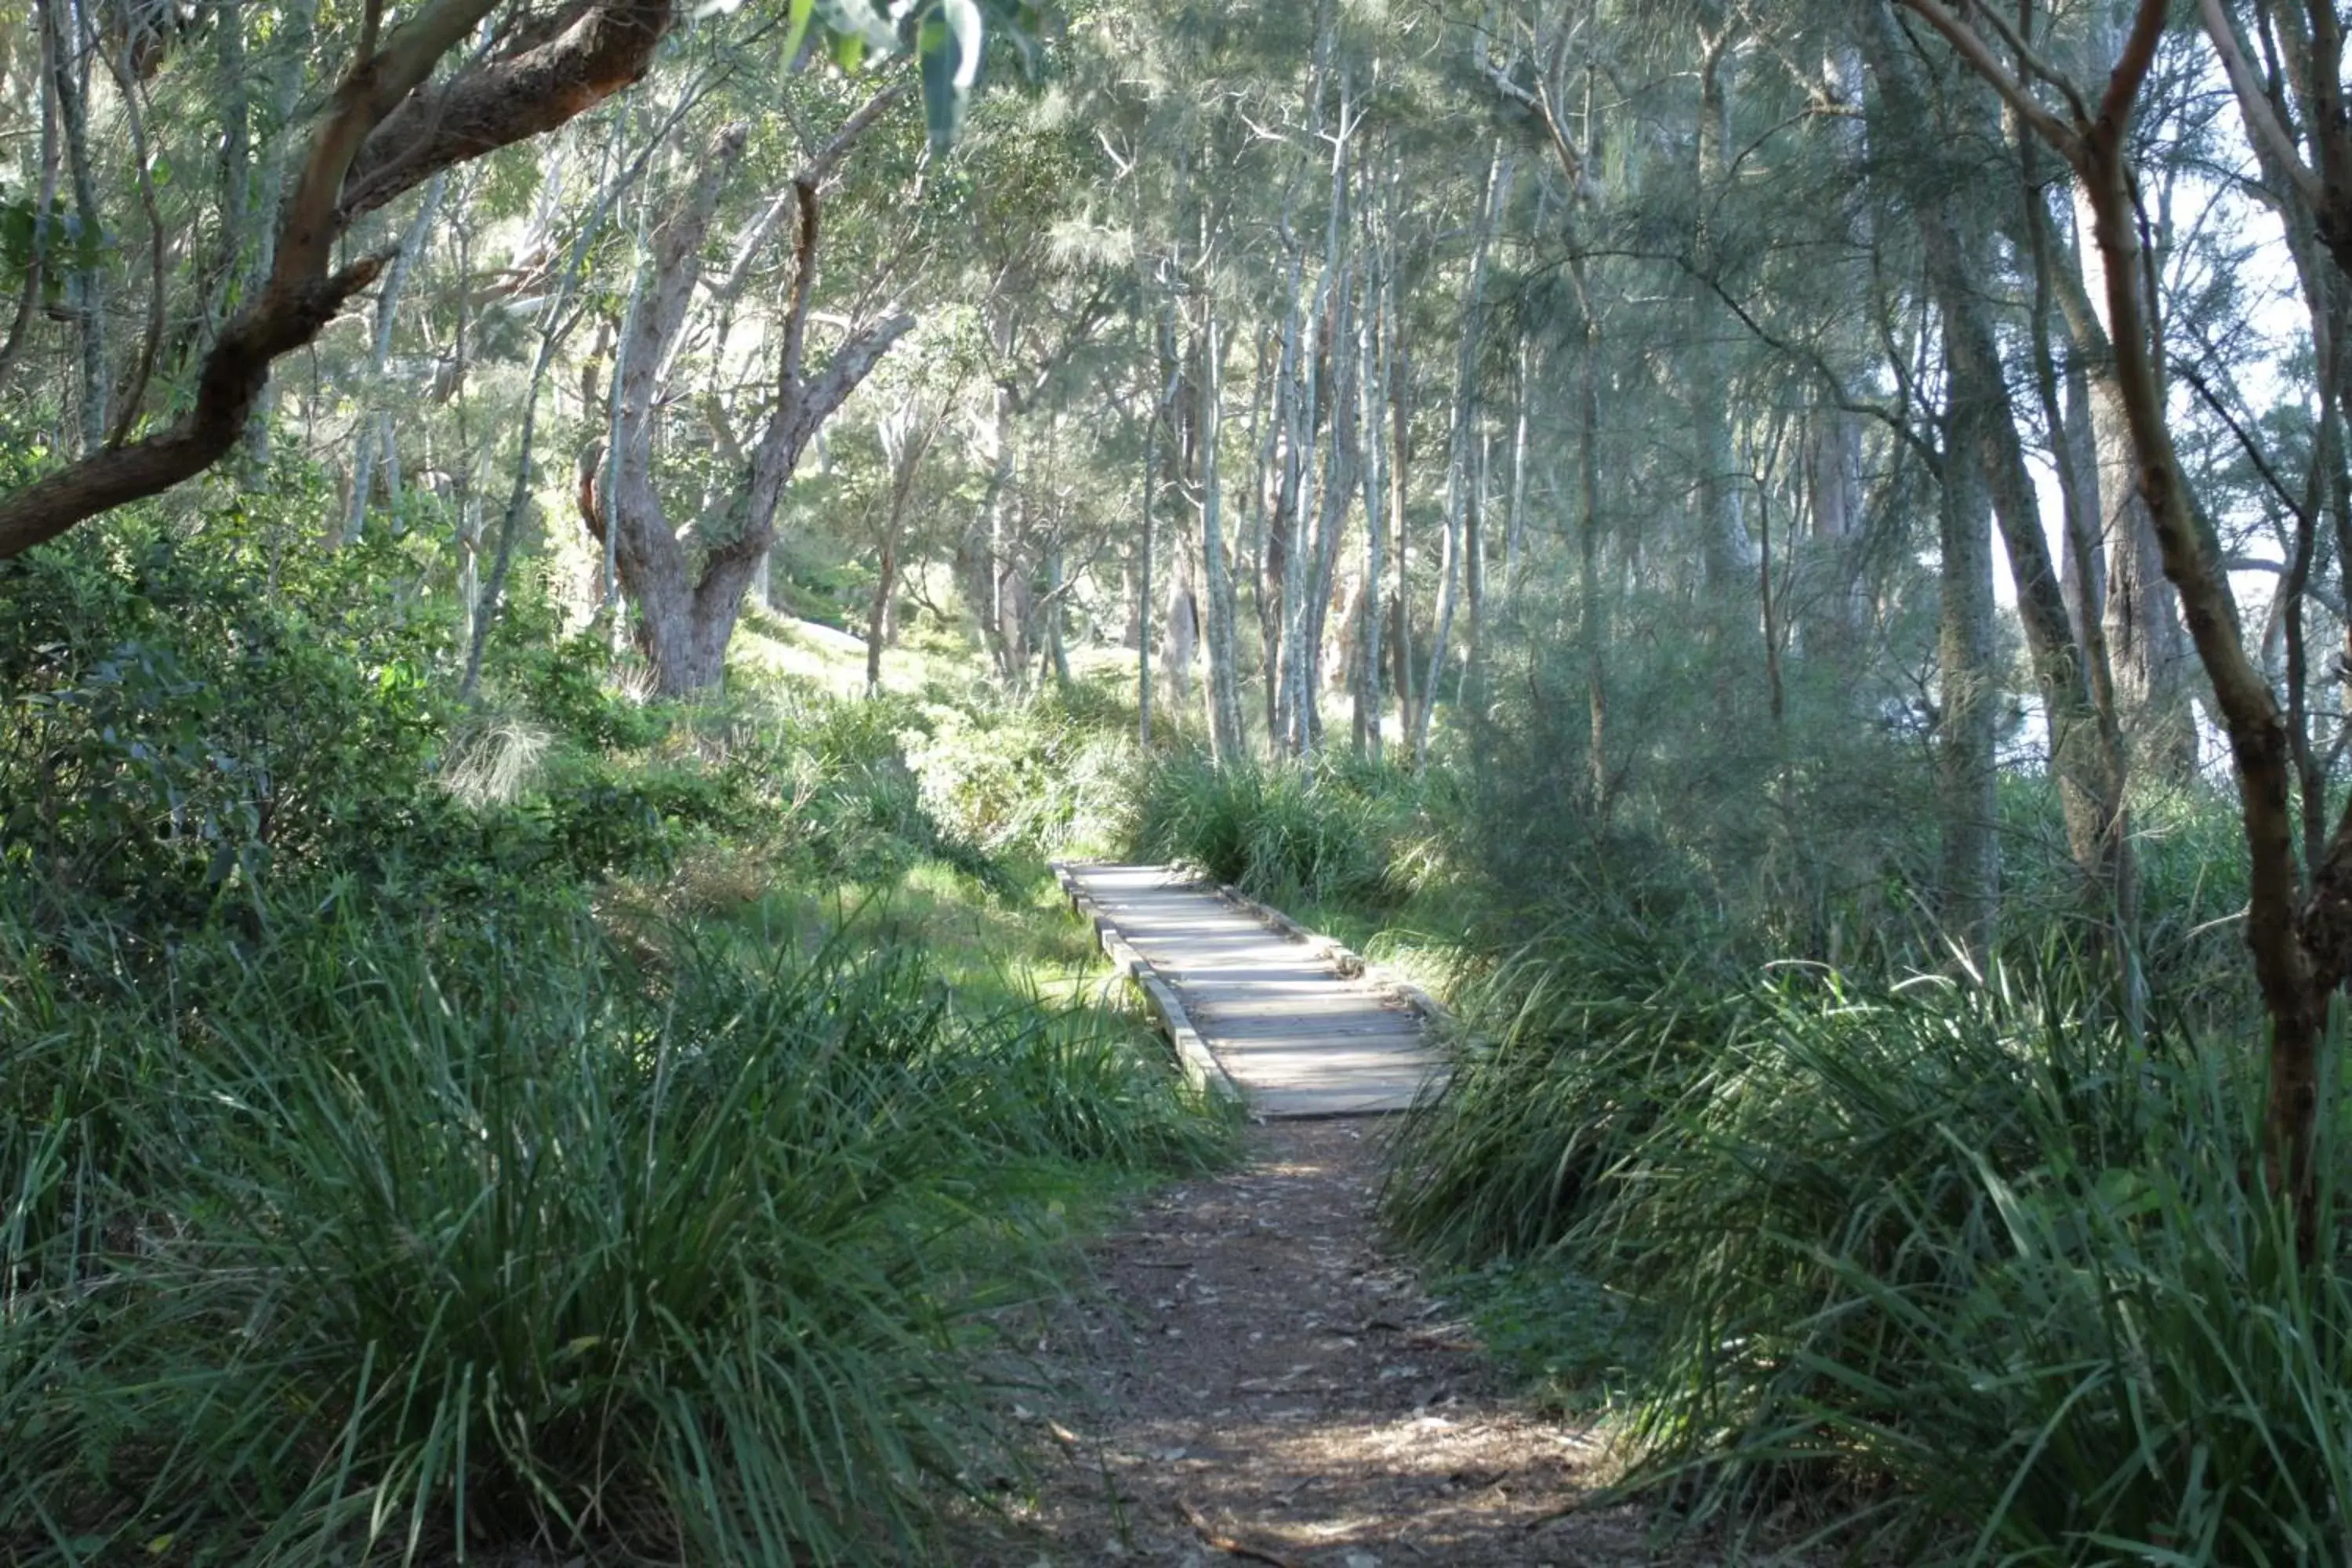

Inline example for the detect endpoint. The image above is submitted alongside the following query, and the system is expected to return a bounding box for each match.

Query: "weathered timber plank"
[1051,862,1445,1119]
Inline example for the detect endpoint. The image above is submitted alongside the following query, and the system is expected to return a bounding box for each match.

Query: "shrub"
[0,515,451,935]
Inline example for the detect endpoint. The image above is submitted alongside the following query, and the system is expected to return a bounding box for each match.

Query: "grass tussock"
[1391,900,2352,1563]
[1130,752,1449,912]
[1,908,1226,1565]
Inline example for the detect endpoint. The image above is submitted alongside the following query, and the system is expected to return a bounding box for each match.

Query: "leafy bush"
[0,514,452,934]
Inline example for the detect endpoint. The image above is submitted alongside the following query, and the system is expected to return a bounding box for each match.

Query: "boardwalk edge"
[1168,862,1457,1036]
[1050,860,1247,1109]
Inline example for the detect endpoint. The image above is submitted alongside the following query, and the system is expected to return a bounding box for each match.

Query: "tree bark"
[1413,143,1506,768]
[1199,308,1249,761]
[344,173,447,545]
[1356,216,1389,764]
[54,0,107,454]
[1936,312,2001,963]
[590,91,915,695]
[1870,12,2135,946]
[1691,27,1750,597]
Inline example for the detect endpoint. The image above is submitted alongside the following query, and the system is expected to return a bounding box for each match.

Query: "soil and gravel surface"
[950,1120,1684,1568]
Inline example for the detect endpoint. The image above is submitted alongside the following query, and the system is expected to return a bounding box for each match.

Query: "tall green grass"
[1392,902,2352,1563]
[1383,897,1746,1264]
[0,907,1225,1564]
[1131,753,1444,910]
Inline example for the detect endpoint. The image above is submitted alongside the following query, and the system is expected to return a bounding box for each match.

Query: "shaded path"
[953,1122,1668,1567]
[1055,864,1442,1117]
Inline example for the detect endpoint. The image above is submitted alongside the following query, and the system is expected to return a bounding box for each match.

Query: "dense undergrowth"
[15,497,2347,1565]
[1127,669,2350,1563]
[0,516,1231,1564]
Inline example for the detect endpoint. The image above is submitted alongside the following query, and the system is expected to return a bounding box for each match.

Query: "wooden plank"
[1052,861,1445,1120]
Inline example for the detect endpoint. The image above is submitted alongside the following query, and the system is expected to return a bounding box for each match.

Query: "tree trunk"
[1199,309,1249,762]
[1577,270,1607,818]
[1872,14,2136,947]
[1305,266,1359,756]
[1937,350,2001,962]
[2065,149,2194,773]
[1389,214,1416,753]
[53,0,106,454]
[1691,27,1749,597]
[1414,143,1507,768]
[1356,222,1389,764]
[344,173,446,545]
[1140,352,1163,746]
[592,95,913,696]
[1503,337,1532,603]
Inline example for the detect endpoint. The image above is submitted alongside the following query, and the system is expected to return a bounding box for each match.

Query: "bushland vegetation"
[11,0,2352,1563]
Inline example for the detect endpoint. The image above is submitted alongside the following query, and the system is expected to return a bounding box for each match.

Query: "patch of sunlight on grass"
[731,604,973,696]
[1290,898,1469,1008]
[779,860,1112,1017]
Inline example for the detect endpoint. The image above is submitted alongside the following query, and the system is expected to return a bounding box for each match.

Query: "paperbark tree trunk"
[1140,350,1167,746]
[1578,287,1607,817]
[1306,263,1359,755]
[53,0,106,454]
[1388,186,1416,753]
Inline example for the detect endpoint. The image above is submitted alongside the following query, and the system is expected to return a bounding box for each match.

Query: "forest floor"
[949,1119,1738,1568]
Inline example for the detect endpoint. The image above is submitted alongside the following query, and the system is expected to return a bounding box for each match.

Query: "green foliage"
[0,510,453,934]
[1130,752,1446,911]
[0,485,1232,1562]
[0,902,1223,1565]
[1396,891,2352,1563]
[913,680,1147,858]
[1383,891,1746,1264]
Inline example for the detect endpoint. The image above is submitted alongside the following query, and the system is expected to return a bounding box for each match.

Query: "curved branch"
[1896,0,2082,162]
[0,0,679,560]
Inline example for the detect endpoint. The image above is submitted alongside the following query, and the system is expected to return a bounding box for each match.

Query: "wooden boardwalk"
[1055,863,1443,1118]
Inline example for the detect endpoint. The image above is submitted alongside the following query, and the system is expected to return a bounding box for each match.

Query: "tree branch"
[2201,0,2327,206]
[0,0,679,559]
[1896,0,2082,160]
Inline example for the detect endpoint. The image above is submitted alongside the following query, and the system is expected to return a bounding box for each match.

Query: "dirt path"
[953,1120,1672,1567]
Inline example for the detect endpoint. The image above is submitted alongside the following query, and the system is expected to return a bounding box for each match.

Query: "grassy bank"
[0,525,1232,1563]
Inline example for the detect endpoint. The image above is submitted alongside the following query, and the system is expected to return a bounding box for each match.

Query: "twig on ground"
[1177,1500,1305,1568]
